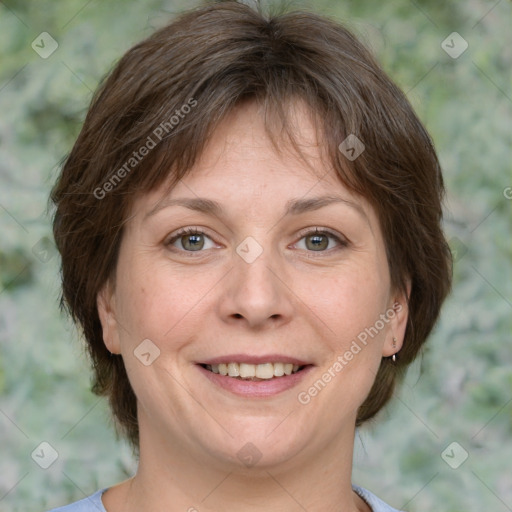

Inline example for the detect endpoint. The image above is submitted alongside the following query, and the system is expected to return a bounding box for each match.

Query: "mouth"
[200,362,309,381]
[196,355,314,397]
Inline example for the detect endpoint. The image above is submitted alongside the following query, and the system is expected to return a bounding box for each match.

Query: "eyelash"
[165,226,348,257]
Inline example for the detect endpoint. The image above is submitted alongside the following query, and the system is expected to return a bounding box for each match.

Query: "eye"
[166,227,217,253]
[165,226,348,255]
[294,228,348,253]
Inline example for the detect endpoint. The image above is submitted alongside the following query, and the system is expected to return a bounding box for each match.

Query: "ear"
[97,280,121,354]
[382,281,411,357]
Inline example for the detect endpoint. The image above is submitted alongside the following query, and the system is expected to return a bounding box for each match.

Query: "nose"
[217,244,294,330]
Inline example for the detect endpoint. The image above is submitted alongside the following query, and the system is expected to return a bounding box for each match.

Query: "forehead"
[129,99,373,222]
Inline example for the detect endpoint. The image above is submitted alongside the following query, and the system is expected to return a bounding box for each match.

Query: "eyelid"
[165,226,218,246]
[295,226,348,244]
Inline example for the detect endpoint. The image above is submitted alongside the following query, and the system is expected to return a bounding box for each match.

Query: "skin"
[97,100,408,512]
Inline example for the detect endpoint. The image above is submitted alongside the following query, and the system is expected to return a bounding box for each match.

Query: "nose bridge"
[220,235,293,327]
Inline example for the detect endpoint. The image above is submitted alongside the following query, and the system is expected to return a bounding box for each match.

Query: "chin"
[195,417,322,472]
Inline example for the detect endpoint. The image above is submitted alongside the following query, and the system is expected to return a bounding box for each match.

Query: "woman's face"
[98,100,408,471]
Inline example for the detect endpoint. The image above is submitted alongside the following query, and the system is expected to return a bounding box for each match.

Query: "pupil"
[184,234,203,251]
[308,234,327,251]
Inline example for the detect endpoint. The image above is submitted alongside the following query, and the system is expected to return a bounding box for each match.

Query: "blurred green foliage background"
[0,0,511,510]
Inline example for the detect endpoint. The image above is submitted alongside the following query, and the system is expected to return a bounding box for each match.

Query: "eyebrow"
[144,195,367,221]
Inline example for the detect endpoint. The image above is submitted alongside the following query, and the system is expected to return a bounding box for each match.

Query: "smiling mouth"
[201,362,308,380]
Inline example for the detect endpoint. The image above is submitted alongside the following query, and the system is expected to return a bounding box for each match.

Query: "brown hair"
[51,1,452,450]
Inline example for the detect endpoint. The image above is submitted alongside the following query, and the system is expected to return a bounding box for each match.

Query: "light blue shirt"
[47,485,403,511]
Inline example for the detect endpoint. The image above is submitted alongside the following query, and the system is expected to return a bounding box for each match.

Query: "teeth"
[239,363,256,378]
[208,362,303,379]
[227,363,240,377]
[255,363,274,379]
[273,362,285,377]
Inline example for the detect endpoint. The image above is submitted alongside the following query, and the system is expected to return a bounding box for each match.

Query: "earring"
[392,337,397,363]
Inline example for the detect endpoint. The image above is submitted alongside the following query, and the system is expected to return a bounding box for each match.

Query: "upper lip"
[199,354,313,366]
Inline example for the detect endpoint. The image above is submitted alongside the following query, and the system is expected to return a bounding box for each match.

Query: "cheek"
[308,263,391,346]
[299,272,389,417]
[114,254,213,347]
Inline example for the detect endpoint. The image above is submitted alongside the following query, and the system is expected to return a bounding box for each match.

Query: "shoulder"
[47,486,400,512]
[352,484,404,512]
[45,489,107,512]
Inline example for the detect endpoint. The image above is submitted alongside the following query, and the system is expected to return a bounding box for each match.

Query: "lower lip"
[196,365,314,398]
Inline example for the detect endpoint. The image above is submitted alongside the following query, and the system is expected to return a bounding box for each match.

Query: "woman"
[48,2,452,511]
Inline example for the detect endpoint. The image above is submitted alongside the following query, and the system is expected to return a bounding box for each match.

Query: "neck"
[108,421,368,512]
